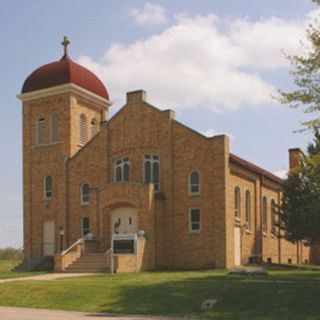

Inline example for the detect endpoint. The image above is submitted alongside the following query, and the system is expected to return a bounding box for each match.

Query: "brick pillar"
[289,148,303,170]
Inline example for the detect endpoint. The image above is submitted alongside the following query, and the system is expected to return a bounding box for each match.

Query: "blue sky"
[0,0,317,248]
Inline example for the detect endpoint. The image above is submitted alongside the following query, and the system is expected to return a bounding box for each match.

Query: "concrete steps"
[64,253,108,273]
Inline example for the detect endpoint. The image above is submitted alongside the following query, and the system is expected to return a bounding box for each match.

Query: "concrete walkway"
[0,307,183,320]
[0,273,94,283]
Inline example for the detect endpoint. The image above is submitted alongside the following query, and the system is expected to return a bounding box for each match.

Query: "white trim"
[189,208,201,233]
[17,83,111,109]
[188,170,201,196]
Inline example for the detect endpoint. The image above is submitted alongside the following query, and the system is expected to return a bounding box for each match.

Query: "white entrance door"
[111,207,137,235]
[43,220,55,256]
[234,227,241,266]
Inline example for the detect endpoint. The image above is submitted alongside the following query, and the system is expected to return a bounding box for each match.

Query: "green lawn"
[0,260,47,279]
[0,269,320,319]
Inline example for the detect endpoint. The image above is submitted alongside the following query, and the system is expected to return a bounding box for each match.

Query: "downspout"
[65,157,69,247]
[260,176,263,261]
[277,190,281,264]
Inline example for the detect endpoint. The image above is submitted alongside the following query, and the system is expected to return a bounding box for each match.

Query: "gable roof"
[230,153,283,184]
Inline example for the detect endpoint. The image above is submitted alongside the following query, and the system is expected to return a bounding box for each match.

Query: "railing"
[105,248,113,274]
[55,238,84,272]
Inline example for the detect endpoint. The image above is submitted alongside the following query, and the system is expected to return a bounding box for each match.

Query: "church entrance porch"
[99,183,157,272]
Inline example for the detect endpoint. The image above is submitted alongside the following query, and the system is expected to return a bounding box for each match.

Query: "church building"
[17,38,316,272]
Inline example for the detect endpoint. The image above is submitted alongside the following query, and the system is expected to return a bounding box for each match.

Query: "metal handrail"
[61,238,83,256]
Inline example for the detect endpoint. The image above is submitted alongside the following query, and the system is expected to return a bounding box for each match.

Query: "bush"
[0,247,22,260]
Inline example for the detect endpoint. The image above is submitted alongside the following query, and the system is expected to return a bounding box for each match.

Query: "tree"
[279,131,320,243]
[278,0,320,130]
[0,247,22,260]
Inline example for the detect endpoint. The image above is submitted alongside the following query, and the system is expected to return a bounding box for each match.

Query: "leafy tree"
[0,247,22,260]
[279,132,320,243]
[278,0,320,130]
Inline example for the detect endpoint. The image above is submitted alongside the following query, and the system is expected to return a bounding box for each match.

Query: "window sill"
[188,193,200,197]
[245,229,251,235]
[80,203,89,207]
[189,231,201,235]
[235,218,241,223]
[32,141,63,149]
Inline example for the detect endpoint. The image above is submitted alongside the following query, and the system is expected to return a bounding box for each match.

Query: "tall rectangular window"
[262,196,268,233]
[50,114,60,143]
[37,118,46,145]
[271,200,276,234]
[234,186,241,220]
[143,155,160,191]
[245,190,251,231]
[189,208,201,233]
[114,157,130,182]
[44,175,52,199]
[81,217,90,236]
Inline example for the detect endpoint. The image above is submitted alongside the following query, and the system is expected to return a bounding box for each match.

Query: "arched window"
[80,114,87,146]
[262,196,268,233]
[143,155,160,191]
[50,114,60,143]
[123,161,130,181]
[245,190,251,231]
[189,171,200,194]
[81,183,90,204]
[271,200,276,234]
[234,186,241,219]
[36,117,46,145]
[44,175,52,199]
[114,157,130,182]
[91,118,98,137]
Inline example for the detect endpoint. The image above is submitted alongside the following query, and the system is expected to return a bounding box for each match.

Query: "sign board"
[112,234,136,255]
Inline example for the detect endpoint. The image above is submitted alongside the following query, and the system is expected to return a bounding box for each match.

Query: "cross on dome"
[61,36,70,60]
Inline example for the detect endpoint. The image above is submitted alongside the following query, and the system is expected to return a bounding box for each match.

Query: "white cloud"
[78,11,314,112]
[201,128,234,141]
[273,168,288,179]
[129,2,168,26]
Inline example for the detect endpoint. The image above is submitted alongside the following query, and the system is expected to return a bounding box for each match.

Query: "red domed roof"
[21,57,109,100]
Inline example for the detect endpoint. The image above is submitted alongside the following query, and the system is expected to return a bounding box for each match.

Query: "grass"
[0,260,47,279]
[0,268,320,319]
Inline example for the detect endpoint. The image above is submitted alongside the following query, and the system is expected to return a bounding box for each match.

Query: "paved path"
[0,273,94,283]
[0,307,183,320]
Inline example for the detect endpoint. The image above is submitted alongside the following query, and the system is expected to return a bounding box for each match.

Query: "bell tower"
[18,37,111,265]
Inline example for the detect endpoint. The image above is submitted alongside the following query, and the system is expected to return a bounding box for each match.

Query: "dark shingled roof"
[230,153,283,184]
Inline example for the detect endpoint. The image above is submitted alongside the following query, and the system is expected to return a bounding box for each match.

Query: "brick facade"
[18,71,318,271]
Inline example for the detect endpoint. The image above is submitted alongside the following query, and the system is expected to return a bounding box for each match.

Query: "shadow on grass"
[98,273,320,320]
